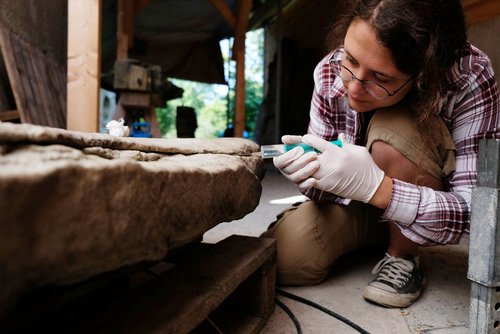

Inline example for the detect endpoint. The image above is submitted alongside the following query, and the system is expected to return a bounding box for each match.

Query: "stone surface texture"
[0,121,264,317]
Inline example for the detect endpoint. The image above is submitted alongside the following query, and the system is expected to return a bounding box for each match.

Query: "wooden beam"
[117,0,150,59]
[232,0,252,61]
[233,0,252,138]
[248,0,298,30]
[117,0,134,59]
[208,0,237,29]
[234,48,246,138]
[0,109,19,121]
[67,0,102,132]
[0,29,67,128]
[462,0,500,25]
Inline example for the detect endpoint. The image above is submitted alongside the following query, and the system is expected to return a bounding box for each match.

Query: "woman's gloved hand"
[300,134,385,203]
[273,135,320,185]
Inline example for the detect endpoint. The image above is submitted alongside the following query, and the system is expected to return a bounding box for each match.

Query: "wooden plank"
[1,261,163,333]
[82,236,276,333]
[43,54,67,128]
[0,29,66,128]
[0,30,28,124]
[19,236,276,333]
[14,33,44,126]
[67,0,102,132]
[33,48,63,127]
[0,109,19,121]
[24,43,50,126]
[119,91,151,108]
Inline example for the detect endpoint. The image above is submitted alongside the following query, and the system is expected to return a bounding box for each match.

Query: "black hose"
[276,288,372,334]
[275,298,303,334]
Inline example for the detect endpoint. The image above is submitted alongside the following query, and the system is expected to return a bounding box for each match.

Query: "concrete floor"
[203,163,471,334]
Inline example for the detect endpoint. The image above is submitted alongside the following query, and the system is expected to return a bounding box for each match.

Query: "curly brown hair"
[329,0,467,126]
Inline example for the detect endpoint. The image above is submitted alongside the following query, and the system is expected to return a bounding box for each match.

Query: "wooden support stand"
[116,91,162,138]
[3,235,276,334]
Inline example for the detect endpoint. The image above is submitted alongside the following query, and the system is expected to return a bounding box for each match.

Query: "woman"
[264,0,500,308]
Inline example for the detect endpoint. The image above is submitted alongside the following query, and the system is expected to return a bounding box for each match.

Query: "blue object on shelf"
[131,122,153,138]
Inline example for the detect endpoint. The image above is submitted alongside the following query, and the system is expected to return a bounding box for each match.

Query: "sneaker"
[363,253,424,308]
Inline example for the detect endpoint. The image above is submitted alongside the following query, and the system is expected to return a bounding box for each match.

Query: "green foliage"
[223,78,263,136]
[156,81,229,138]
[156,29,264,139]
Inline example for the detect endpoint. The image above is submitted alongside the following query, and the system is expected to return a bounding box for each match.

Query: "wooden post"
[67,0,102,132]
[117,0,150,59]
[117,0,133,60]
[208,0,252,138]
[233,47,246,138]
[232,0,252,138]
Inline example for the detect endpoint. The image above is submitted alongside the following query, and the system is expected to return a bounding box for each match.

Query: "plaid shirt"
[305,43,500,245]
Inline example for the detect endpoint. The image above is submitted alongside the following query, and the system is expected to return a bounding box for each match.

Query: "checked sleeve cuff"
[382,179,420,227]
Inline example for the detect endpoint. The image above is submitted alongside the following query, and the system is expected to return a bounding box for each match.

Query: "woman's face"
[342,19,413,112]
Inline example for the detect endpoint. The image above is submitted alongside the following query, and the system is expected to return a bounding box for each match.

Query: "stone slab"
[0,121,260,156]
[0,122,264,319]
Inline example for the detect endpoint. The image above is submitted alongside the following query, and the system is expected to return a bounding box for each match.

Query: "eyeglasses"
[331,62,412,100]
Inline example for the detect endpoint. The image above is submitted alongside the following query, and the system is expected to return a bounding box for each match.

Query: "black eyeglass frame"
[330,60,412,100]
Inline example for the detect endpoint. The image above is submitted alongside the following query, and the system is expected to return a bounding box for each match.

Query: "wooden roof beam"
[248,0,298,30]
[208,0,237,29]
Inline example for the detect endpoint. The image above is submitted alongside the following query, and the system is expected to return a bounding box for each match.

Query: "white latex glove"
[273,135,320,184]
[299,134,385,203]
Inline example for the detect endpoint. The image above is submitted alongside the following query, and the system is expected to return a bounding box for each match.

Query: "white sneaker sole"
[362,282,424,308]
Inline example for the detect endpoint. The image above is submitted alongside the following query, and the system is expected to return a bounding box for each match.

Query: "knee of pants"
[265,201,371,285]
[365,105,455,181]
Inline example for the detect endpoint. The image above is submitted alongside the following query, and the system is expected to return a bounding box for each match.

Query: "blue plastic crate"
[131,122,153,138]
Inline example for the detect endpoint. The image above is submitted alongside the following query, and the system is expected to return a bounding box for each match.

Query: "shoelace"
[372,254,415,288]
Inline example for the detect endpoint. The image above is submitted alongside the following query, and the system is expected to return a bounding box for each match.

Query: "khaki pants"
[263,105,456,286]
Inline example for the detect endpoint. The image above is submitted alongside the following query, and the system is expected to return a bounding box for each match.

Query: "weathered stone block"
[0,121,264,318]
